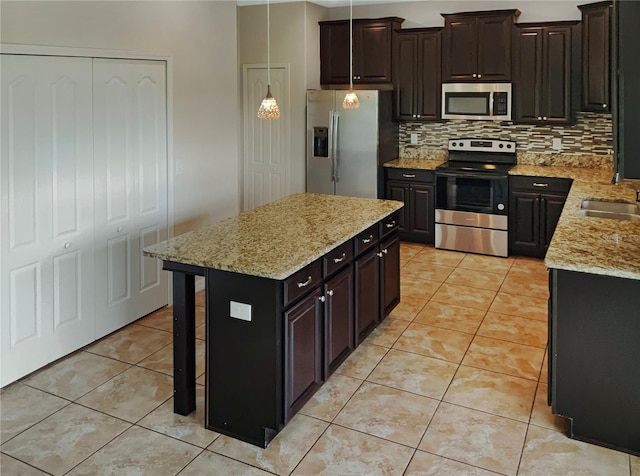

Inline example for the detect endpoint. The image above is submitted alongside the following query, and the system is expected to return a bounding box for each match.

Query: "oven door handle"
[436,170,504,180]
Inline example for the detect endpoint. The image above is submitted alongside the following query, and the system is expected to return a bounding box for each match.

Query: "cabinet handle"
[327,290,334,297]
[533,182,549,188]
[402,173,416,178]
[362,235,374,244]
[385,221,396,228]
[319,295,326,303]
[377,252,384,258]
[297,276,312,288]
[333,252,346,263]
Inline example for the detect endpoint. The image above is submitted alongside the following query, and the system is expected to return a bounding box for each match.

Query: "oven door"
[435,171,508,215]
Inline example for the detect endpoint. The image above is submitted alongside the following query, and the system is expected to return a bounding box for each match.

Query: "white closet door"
[93,59,168,338]
[1,55,95,387]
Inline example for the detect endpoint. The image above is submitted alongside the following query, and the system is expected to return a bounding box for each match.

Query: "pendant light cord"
[267,0,271,87]
[349,0,353,89]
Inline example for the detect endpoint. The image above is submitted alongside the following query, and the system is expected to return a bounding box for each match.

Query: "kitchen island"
[144,193,403,447]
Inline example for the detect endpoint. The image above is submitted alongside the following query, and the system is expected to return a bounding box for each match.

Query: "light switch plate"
[410,133,418,145]
[552,138,562,150]
[230,301,251,321]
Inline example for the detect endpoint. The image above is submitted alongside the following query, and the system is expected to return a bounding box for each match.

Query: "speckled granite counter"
[510,165,640,281]
[144,193,403,280]
[383,158,445,170]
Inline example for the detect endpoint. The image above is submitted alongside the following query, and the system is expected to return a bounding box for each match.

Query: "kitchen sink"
[579,199,640,221]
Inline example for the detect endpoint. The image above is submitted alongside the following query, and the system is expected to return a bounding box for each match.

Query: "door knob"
[64,242,71,249]
[117,226,123,232]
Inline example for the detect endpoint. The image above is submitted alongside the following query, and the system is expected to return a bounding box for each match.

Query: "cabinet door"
[356,22,394,83]
[394,33,417,120]
[324,267,354,377]
[477,15,513,81]
[284,289,323,421]
[542,27,573,124]
[320,22,350,84]
[417,31,442,120]
[409,183,434,242]
[581,3,611,112]
[380,234,400,318]
[385,181,408,232]
[540,193,568,252]
[443,17,477,81]
[513,27,543,122]
[355,249,380,345]
[509,190,541,257]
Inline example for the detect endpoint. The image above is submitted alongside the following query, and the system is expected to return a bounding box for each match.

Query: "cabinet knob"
[376,252,383,258]
[382,248,388,254]
[319,295,326,303]
[543,116,548,120]
[417,115,421,118]
[537,116,542,120]
[412,115,416,118]
[473,73,477,78]
[477,74,482,78]
[327,290,334,297]
[64,242,72,249]
[603,104,607,108]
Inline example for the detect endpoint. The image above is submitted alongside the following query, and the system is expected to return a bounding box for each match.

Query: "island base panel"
[551,269,640,455]
[205,269,284,448]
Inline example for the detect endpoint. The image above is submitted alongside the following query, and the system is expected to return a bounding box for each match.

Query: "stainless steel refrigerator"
[306,89,397,198]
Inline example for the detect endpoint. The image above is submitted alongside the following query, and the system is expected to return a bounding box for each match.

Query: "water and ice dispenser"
[313,127,329,157]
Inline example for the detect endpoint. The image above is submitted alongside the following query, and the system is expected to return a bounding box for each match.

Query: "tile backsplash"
[399,112,613,169]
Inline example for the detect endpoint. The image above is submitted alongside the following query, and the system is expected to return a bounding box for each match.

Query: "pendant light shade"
[258,0,280,120]
[343,0,359,109]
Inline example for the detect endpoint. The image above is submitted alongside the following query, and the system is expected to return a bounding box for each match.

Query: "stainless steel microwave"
[442,83,512,121]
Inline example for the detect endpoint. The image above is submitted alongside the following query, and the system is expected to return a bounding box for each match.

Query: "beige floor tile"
[462,335,545,381]
[367,349,458,400]
[0,453,49,475]
[518,425,631,476]
[366,318,410,348]
[402,261,455,283]
[138,339,205,378]
[540,349,549,383]
[66,426,200,476]
[300,373,363,422]
[511,256,548,274]
[404,450,499,476]
[401,242,425,258]
[137,306,173,332]
[196,373,205,386]
[209,414,328,475]
[1,404,130,476]
[430,283,496,312]
[631,455,640,476]
[180,451,273,476]
[195,305,205,327]
[413,300,486,334]
[196,323,205,340]
[411,248,466,267]
[291,424,414,476]
[530,383,567,433]
[419,402,527,476]
[334,382,438,447]
[138,385,219,448]
[195,289,206,307]
[445,267,506,292]
[388,296,428,321]
[500,272,549,299]
[0,384,68,445]
[400,277,441,300]
[488,292,548,322]
[22,351,130,401]
[443,365,537,422]
[477,312,547,348]
[77,366,173,423]
[335,342,388,380]
[458,254,514,275]
[393,322,473,363]
[85,324,172,364]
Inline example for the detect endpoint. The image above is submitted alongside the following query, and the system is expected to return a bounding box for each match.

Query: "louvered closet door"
[0,55,95,386]
[93,59,168,338]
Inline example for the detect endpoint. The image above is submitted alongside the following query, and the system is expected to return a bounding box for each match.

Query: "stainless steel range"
[435,139,516,257]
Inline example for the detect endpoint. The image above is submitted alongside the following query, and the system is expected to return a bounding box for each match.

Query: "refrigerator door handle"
[333,111,340,183]
[327,110,335,182]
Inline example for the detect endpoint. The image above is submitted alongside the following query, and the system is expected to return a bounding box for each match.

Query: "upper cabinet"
[441,10,520,82]
[579,1,613,112]
[512,22,581,125]
[319,17,404,86]
[394,28,442,121]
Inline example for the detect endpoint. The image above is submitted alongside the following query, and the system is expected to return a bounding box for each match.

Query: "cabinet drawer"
[284,260,322,308]
[380,211,400,237]
[323,241,354,277]
[385,168,434,183]
[510,176,572,194]
[354,224,380,256]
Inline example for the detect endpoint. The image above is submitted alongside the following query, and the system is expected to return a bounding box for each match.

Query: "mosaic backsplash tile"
[399,112,613,169]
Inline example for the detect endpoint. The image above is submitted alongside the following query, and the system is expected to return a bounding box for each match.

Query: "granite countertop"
[510,165,640,281]
[383,158,445,170]
[144,193,403,280]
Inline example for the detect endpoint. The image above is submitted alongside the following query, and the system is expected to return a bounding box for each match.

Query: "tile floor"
[1,243,638,475]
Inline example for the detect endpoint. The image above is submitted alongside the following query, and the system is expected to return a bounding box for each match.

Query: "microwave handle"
[489,92,494,117]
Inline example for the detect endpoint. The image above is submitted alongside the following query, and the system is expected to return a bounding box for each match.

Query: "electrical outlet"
[552,138,562,150]
[410,133,418,145]
[230,301,252,321]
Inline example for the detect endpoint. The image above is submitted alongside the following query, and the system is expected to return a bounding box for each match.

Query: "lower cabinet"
[323,267,354,377]
[509,176,571,258]
[380,233,401,318]
[355,249,381,345]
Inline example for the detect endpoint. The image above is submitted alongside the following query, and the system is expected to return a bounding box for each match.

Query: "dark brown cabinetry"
[385,168,435,244]
[509,176,571,258]
[513,22,581,125]
[319,17,404,85]
[354,248,380,345]
[394,28,442,121]
[442,10,519,82]
[323,267,354,377]
[579,1,612,112]
[379,233,400,317]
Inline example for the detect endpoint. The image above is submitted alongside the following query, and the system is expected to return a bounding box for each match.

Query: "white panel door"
[243,65,289,211]
[1,54,95,386]
[93,59,168,338]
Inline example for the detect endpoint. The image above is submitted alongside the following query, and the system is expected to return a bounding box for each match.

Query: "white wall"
[328,1,583,27]
[1,1,239,237]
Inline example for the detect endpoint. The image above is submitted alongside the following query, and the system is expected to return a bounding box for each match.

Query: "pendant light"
[257,0,280,120]
[343,0,360,109]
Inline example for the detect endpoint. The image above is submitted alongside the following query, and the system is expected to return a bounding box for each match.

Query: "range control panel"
[448,139,516,153]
